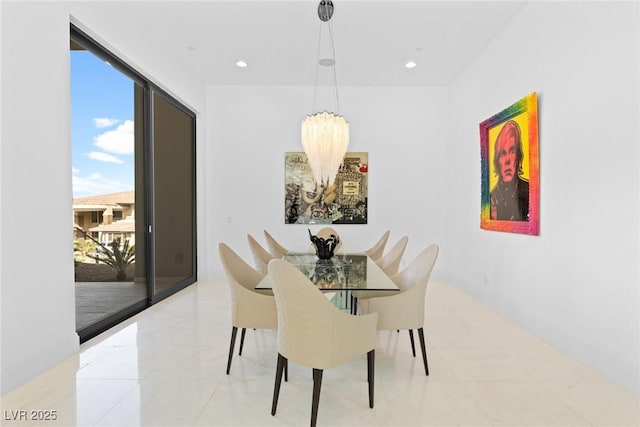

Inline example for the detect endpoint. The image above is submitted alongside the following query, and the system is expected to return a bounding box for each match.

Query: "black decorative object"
[308,229,339,260]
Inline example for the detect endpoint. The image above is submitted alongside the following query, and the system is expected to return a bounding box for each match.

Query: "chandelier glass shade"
[302,0,349,187]
[301,111,349,187]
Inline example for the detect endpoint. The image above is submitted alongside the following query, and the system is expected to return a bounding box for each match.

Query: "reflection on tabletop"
[284,253,367,289]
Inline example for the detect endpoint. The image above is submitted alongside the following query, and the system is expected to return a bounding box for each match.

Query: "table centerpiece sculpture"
[308,229,339,260]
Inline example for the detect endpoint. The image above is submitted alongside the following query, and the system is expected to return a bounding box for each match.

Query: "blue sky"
[71,51,135,199]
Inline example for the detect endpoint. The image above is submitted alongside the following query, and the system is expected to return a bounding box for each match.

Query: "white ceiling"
[122,1,528,87]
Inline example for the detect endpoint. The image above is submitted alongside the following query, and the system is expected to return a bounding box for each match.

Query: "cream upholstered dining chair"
[218,243,277,375]
[263,229,289,258]
[315,226,339,240]
[268,259,378,427]
[375,235,408,276]
[364,230,390,261]
[350,235,408,314]
[359,244,439,376]
[247,234,274,274]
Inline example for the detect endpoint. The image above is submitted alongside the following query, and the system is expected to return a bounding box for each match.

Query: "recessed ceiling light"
[236,60,248,68]
[405,61,417,69]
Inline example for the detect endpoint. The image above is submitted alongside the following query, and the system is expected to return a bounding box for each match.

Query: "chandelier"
[301,0,349,187]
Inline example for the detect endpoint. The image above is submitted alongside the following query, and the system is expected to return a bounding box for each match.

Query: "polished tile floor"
[2,279,638,426]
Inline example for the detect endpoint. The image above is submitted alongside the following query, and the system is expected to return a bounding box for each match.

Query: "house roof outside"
[73,191,134,207]
[74,192,136,234]
[89,218,135,233]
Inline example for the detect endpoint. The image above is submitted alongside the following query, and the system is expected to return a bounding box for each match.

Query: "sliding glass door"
[71,25,196,342]
[149,90,196,299]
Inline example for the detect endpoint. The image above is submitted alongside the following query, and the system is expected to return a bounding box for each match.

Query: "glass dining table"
[256,252,399,312]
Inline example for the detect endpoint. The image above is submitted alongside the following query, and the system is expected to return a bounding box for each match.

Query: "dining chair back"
[308,226,343,253]
[362,244,439,375]
[315,227,339,241]
[263,229,289,258]
[375,235,409,276]
[268,259,377,427]
[247,234,274,274]
[218,243,277,374]
[364,230,390,261]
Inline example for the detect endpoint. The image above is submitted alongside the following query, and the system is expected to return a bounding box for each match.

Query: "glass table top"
[256,252,399,292]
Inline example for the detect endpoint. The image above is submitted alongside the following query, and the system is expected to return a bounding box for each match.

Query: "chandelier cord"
[311,1,340,115]
[311,20,323,113]
[328,19,340,114]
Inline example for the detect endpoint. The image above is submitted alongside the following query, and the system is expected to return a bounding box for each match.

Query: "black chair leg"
[239,328,246,355]
[285,358,288,382]
[417,327,429,376]
[311,369,323,427]
[226,327,238,375]
[408,329,416,357]
[271,353,287,416]
[367,349,375,408]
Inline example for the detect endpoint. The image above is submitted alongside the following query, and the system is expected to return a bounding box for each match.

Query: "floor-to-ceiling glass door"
[149,90,196,300]
[71,25,196,342]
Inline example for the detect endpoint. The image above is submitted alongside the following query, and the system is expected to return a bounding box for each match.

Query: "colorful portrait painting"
[285,152,368,224]
[480,92,539,235]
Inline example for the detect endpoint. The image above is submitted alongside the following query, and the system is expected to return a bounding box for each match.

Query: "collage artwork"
[285,152,368,224]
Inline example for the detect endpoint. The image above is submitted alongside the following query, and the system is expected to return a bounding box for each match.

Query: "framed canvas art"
[480,92,539,235]
[285,152,368,224]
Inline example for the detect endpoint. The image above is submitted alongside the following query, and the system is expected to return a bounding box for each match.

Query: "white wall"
[204,85,448,278]
[0,1,206,395]
[444,2,639,394]
[1,1,79,396]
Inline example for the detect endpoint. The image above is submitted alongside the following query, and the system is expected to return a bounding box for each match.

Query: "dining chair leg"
[226,327,238,375]
[239,328,247,355]
[367,349,375,408]
[311,368,323,427]
[408,329,416,357]
[271,353,287,416]
[284,358,288,382]
[417,327,429,376]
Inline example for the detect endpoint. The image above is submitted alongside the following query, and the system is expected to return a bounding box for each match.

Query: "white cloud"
[72,167,80,174]
[94,120,134,154]
[93,117,121,128]
[88,151,124,164]
[73,174,132,198]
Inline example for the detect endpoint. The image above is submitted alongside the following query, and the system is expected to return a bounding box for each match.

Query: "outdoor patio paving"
[75,281,147,329]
